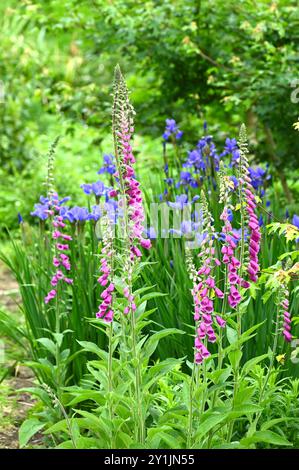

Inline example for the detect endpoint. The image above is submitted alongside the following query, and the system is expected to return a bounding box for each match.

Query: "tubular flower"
[237,125,261,283]
[190,193,226,364]
[280,285,292,343]
[96,214,115,323]
[112,65,151,258]
[112,65,151,315]
[220,207,243,308]
[44,192,73,304]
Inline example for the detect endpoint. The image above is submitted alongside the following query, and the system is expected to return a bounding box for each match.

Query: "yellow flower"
[276,354,286,365]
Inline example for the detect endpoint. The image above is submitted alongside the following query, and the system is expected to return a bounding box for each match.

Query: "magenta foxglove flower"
[187,193,226,365]
[220,207,242,309]
[96,215,115,323]
[111,65,151,316]
[44,193,73,304]
[237,125,261,284]
[281,293,292,342]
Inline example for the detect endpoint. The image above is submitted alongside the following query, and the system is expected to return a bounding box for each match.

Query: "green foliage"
[0,5,299,450]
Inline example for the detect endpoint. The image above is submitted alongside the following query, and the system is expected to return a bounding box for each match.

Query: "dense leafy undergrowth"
[1,67,299,449]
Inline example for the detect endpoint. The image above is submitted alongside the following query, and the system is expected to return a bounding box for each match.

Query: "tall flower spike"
[280,283,292,343]
[238,124,261,283]
[96,213,115,323]
[112,65,150,253]
[44,139,73,304]
[112,65,151,316]
[44,136,60,198]
[219,166,247,308]
[191,192,226,365]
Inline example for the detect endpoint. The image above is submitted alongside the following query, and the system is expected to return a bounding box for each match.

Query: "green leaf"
[242,353,269,375]
[19,418,45,448]
[228,350,242,370]
[36,338,56,357]
[209,367,232,385]
[77,341,108,360]
[195,411,228,439]
[66,390,105,407]
[143,358,182,390]
[139,292,168,303]
[143,328,185,358]
[56,440,75,449]
[74,410,111,440]
[226,326,238,345]
[44,419,70,434]
[261,418,298,431]
[241,430,293,447]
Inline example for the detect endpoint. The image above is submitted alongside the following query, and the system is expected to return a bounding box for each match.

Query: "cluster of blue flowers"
[184,135,220,173]
[160,120,272,202]
[248,165,271,196]
[31,196,71,220]
[30,155,118,224]
[31,199,103,223]
[162,119,183,141]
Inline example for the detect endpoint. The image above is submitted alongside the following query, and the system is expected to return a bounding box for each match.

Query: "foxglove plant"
[192,192,225,364]
[237,125,261,284]
[112,64,151,316]
[94,65,151,444]
[44,140,73,305]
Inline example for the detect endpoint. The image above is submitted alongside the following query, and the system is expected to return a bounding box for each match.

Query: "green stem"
[130,302,144,444]
[251,306,280,431]
[226,368,239,443]
[238,164,246,340]
[55,284,62,405]
[108,322,115,448]
[187,359,196,448]
[200,344,208,415]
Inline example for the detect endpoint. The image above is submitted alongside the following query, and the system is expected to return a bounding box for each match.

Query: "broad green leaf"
[241,430,293,447]
[143,328,185,357]
[19,418,45,448]
[228,350,242,370]
[226,326,238,345]
[195,412,229,439]
[77,341,108,360]
[242,353,269,375]
[261,418,298,431]
[36,338,56,357]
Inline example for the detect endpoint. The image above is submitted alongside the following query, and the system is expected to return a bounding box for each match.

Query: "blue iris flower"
[98,154,116,175]
[63,206,90,223]
[164,177,174,186]
[81,180,108,197]
[162,119,183,141]
[292,215,299,243]
[88,205,102,221]
[184,134,220,172]
[221,138,240,165]
[146,227,157,239]
[31,203,49,220]
[230,176,239,189]
[168,194,189,210]
[292,214,299,229]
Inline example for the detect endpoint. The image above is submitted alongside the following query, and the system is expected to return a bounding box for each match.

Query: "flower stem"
[108,321,115,448]
[130,299,144,444]
[187,358,196,448]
